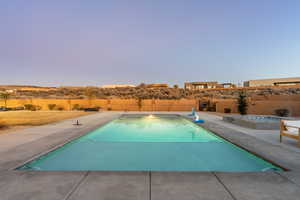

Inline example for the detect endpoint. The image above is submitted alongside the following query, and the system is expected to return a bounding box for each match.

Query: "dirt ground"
[0,111,92,134]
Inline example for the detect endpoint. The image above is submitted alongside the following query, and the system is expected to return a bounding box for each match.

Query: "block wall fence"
[1,96,300,116]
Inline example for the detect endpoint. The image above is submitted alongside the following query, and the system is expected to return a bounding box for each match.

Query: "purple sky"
[1,0,300,87]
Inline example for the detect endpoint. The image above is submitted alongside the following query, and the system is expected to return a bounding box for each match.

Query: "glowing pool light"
[147,114,155,119]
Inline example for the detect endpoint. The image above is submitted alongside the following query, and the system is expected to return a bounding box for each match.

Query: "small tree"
[85,87,97,107]
[237,91,248,115]
[0,92,11,108]
[67,98,72,111]
[137,97,143,111]
[275,109,289,117]
[173,84,179,89]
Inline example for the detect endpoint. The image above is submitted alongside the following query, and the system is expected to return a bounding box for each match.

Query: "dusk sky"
[1,0,300,87]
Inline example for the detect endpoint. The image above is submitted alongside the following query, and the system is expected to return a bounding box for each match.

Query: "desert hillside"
[1,85,300,100]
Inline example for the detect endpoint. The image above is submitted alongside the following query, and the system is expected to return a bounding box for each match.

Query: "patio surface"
[0,111,300,200]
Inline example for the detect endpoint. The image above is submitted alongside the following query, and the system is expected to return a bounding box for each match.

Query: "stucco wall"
[1,94,299,116]
[215,94,300,116]
[0,98,198,112]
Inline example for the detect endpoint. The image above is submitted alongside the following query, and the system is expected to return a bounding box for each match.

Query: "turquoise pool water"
[18,114,282,171]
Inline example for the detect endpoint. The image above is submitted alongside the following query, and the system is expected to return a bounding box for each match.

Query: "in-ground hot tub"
[223,115,294,130]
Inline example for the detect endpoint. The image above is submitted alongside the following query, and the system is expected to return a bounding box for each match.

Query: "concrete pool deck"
[1,111,300,200]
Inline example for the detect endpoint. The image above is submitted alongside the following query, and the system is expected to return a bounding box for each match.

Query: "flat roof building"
[220,83,236,89]
[244,77,300,87]
[185,82,219,90]
[185,82,235,90]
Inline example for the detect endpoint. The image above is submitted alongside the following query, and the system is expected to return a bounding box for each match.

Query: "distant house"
[185,82,218,90]
[101,84,136,89]
[244,77,300,87]
[184,82,235,90]
[0,85,56,91]
[220,83,236,89]
[4,89,16,93]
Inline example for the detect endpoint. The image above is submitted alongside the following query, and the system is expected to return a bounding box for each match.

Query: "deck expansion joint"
[275,171,300,188]
[149,171,152,200]
[212,172,237,200]
[63,171,90,200]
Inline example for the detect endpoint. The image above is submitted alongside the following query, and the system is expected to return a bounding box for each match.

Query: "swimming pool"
[18,114,282,171]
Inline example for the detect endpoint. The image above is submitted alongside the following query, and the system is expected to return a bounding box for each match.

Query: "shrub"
[207,106,216,112]
[35,105,42,111]
[24,104,41,111]
[224,108,231,113]
[48,104,57,110]
[56,106,64,111]
[72,104,81,110]
[275,109,289,117]
[0,119,6,129]
[95,106,101,111]
[24,104,35,111]
[237,91,248,115]
[84,107,100,112]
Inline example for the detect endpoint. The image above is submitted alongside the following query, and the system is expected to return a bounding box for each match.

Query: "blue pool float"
[193,113,204,123]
